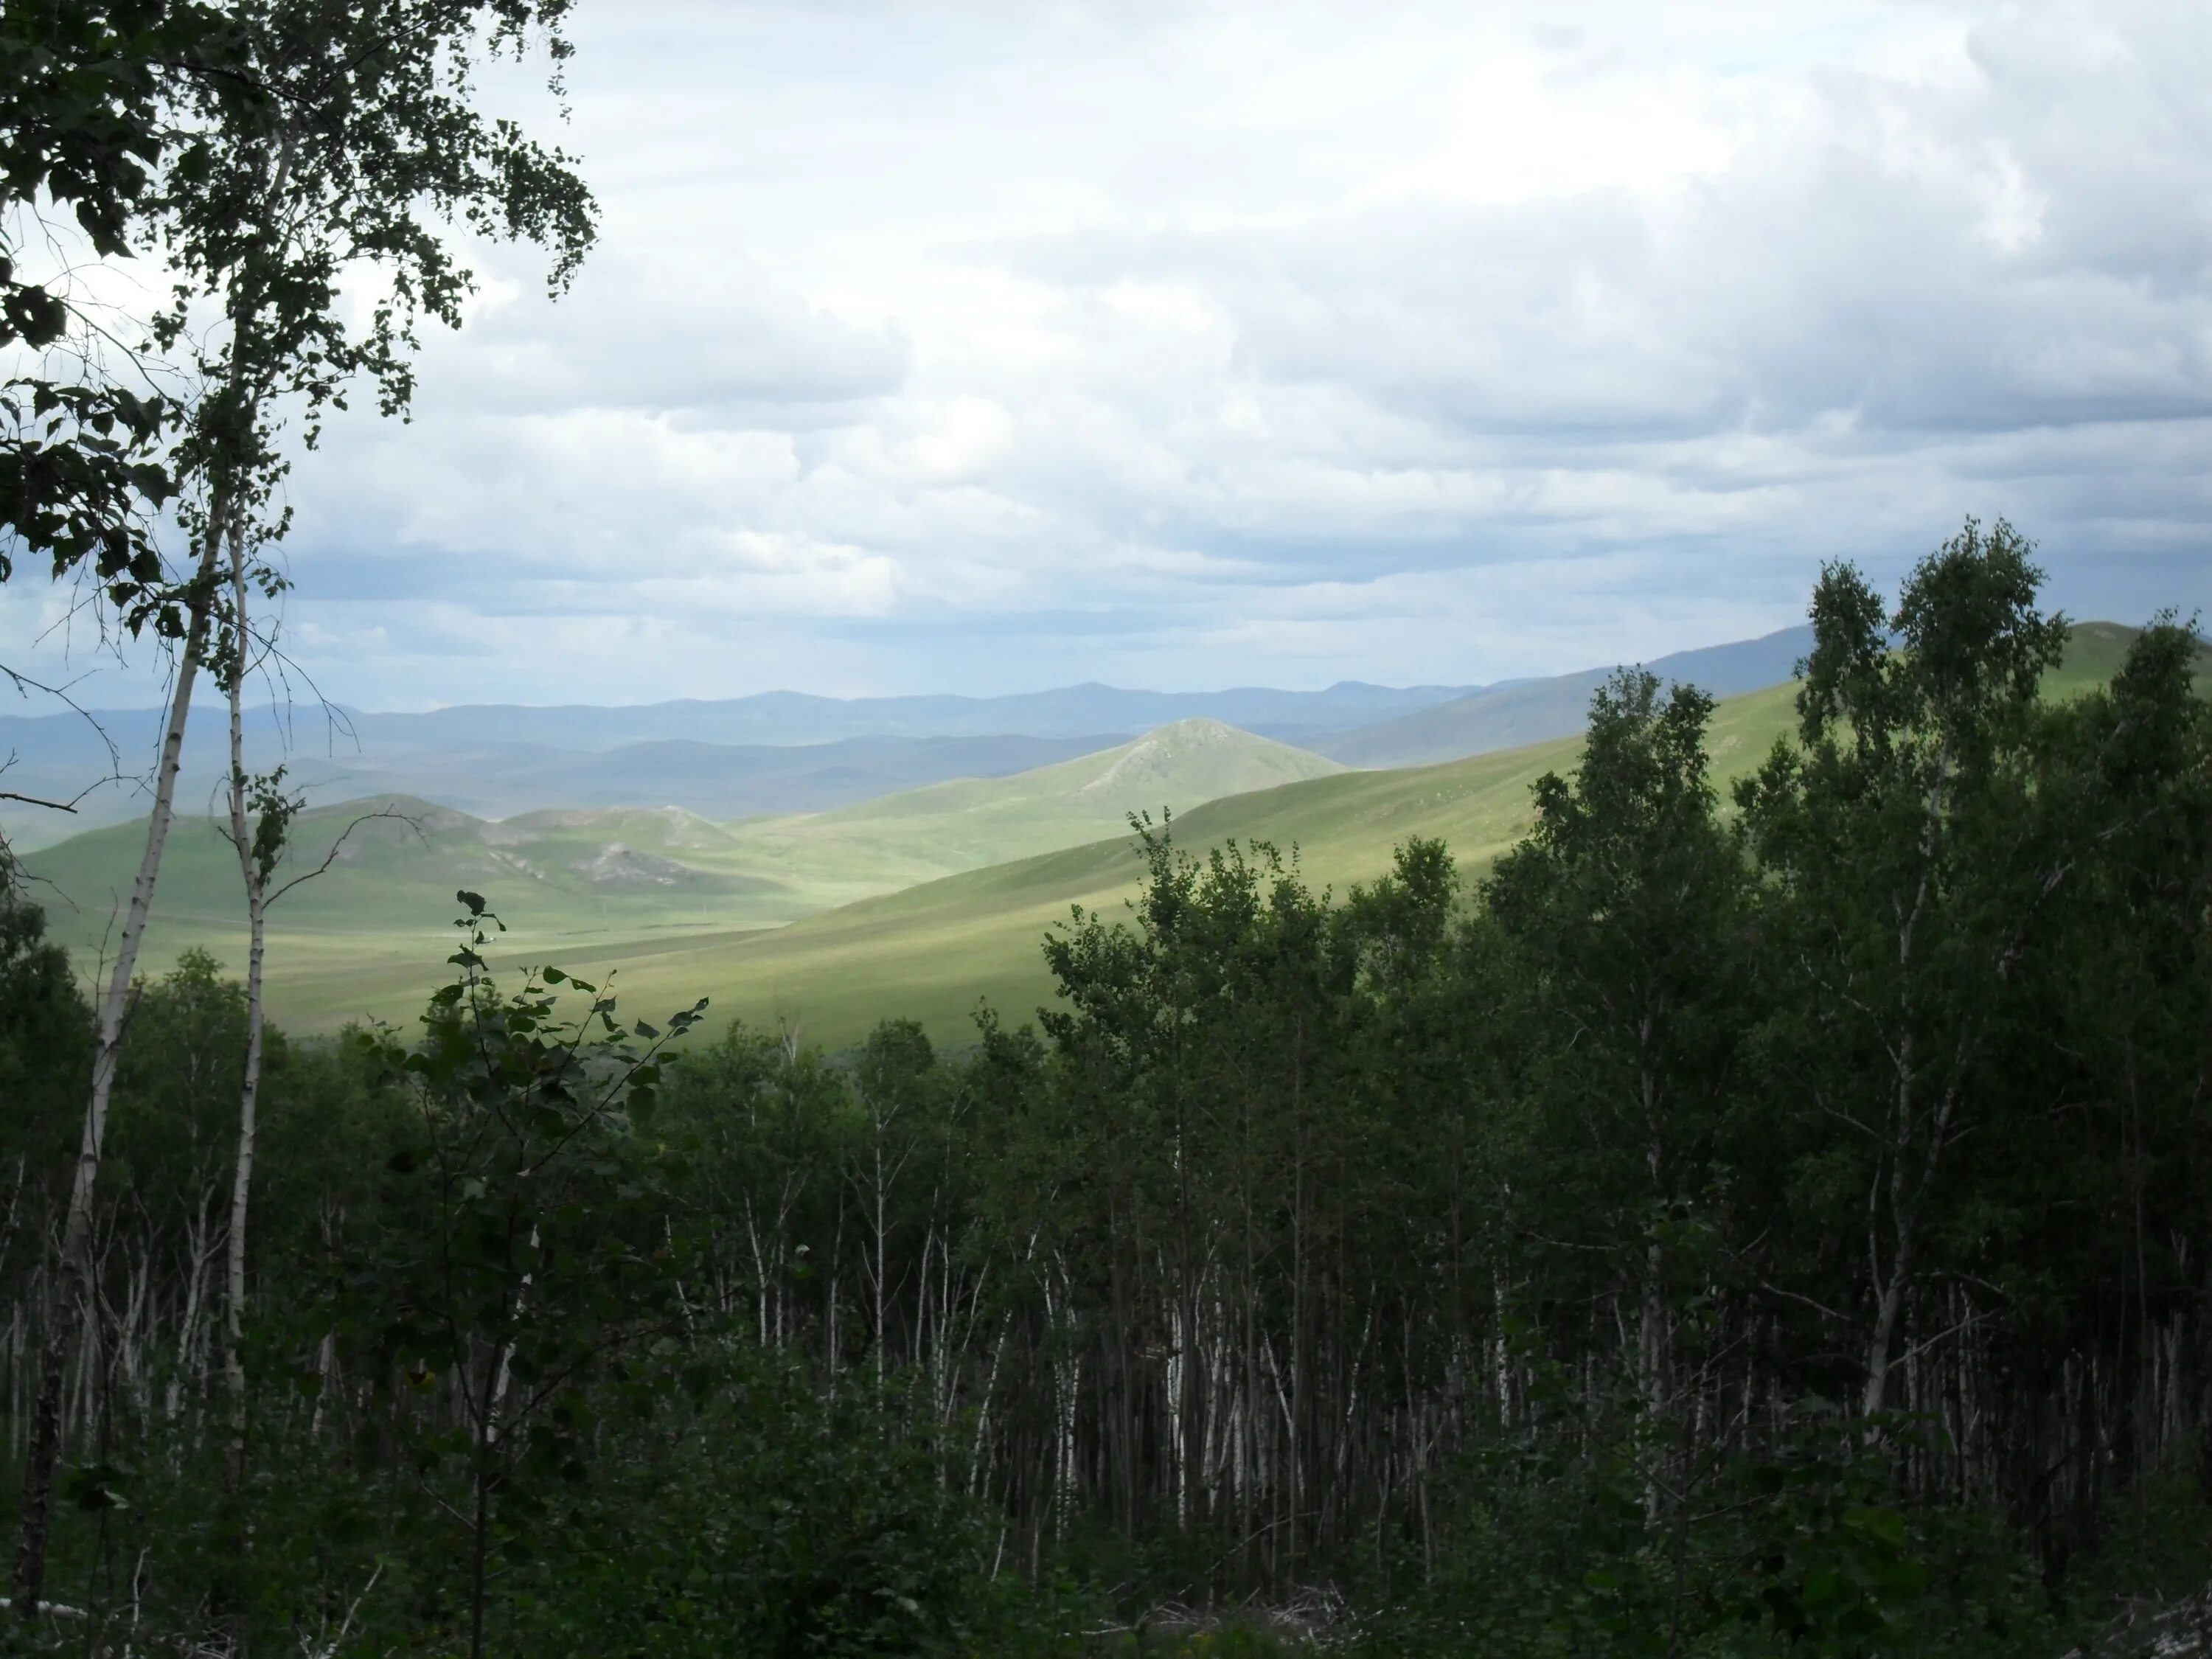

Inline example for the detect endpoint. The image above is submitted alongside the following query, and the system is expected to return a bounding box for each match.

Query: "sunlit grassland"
[434,623,2177,1047]
[19,622,2179,1045]
[599,678,1811,1047]
[22,721,1340,1033]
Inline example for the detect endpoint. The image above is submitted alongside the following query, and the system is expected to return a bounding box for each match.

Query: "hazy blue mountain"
[0,634,1820,849]
[335,679,1478,751]
[0,681,1480,847]
[1318,626,1817,768]
[0,719,1135,845]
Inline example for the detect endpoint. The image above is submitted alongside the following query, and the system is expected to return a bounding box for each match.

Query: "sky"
[10,0,2212,709]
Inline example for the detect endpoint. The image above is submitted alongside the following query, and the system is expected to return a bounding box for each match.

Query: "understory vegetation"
[3,527,2211,1655]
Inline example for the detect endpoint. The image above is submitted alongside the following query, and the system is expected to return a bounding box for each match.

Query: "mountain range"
[0,678,1460,847]
[0,627,1814,847]
[1313,624,1815,767]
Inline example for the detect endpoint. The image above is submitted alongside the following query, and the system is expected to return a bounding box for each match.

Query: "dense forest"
[0,527,2208,1654]
[7,4,2207,1653]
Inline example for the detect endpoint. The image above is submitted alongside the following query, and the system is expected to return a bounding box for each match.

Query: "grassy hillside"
[21,720,1341,1029]
[1318,624,1815,767]
[22,798,792,987]
[568,678,1805,1047]
[302,730,1140,824]
[22,624,2187,1044]
[0,673,1475,846]
[714,717,1343,908]
[493,622,2197,1048]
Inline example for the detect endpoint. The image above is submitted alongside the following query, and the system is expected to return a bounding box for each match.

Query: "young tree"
[848,1018,936,1386]
[0,2,240,864]
[1484,669,1748,1495]
[15,0,595,1613]
[1735,519,2070,1421]
[352,894,705,1659]
[212,546,409,1490]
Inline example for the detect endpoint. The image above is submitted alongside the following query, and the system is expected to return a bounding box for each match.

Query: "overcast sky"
[13,0,2212,709]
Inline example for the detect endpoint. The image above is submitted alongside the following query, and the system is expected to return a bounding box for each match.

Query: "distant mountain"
[0,681,1472,849]
[1316,619,2202,772]
[15,621,2176,852]
[267,730,1152,824]
[1318,626,1818,769]
[664,679,1819,1046]
[26,625,2187,1036]
[0,720,1138,846]
[29,687,1793,1037]
[517,718,1349,921]
[333,680,1476,751]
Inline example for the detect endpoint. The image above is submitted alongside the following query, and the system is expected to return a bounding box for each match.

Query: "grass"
[20,720,1342,1035]
[19,622,2186,1047]
[701,717,1341,912]
[564,678,1808,1048]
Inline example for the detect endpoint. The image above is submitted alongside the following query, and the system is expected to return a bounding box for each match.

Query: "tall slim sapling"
[350,891,706,1659]
[14,0,596,1614]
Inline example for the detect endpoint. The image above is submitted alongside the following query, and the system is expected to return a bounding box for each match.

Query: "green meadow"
[21,718,1340,1033]
[564,672,1812,1046]
[19,622,2177,1046]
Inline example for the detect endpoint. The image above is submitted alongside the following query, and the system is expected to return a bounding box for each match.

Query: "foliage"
[335,891,704,1655]
[0,874,91,1192]
[495,1354,1046,1658]
[5,0,608,1613]
[0,0,218,619]
[0,529,2208,1650]
[1,0,596,624]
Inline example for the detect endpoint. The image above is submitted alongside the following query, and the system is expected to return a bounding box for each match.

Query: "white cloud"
[10,0,2208,710]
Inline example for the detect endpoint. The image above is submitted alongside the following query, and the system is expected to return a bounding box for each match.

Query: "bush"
[494,1348,1055,1657]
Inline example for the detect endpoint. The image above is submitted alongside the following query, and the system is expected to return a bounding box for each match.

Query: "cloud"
[403,248,911,421]
[10,0,2208,712]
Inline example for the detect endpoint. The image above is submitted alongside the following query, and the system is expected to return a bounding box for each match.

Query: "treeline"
[3,523,2210,1653]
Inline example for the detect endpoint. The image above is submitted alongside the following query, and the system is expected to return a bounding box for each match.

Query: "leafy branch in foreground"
[343,891,706,1659]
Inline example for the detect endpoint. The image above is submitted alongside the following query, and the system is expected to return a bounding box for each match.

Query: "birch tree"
[1735,520,2069,1422]
[13,0,594,1613]
[0,2,218,655]
[1484,668,1747,1503]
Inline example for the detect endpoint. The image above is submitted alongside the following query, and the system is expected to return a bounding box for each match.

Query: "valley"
[0,671,1479,846]
[18,620,2181,1044]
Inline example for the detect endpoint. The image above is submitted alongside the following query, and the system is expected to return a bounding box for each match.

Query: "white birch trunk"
[14,524,224,1608]
[222,523,267,1486]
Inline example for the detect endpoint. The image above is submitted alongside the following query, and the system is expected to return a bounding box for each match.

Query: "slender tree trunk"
[470,1344,504,1659]
[13,527,224,1615]
[221,524,268,1491]
[1863,1220,1914,1419]
[470,1222,532,1659]
[874,1133,888,1386]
